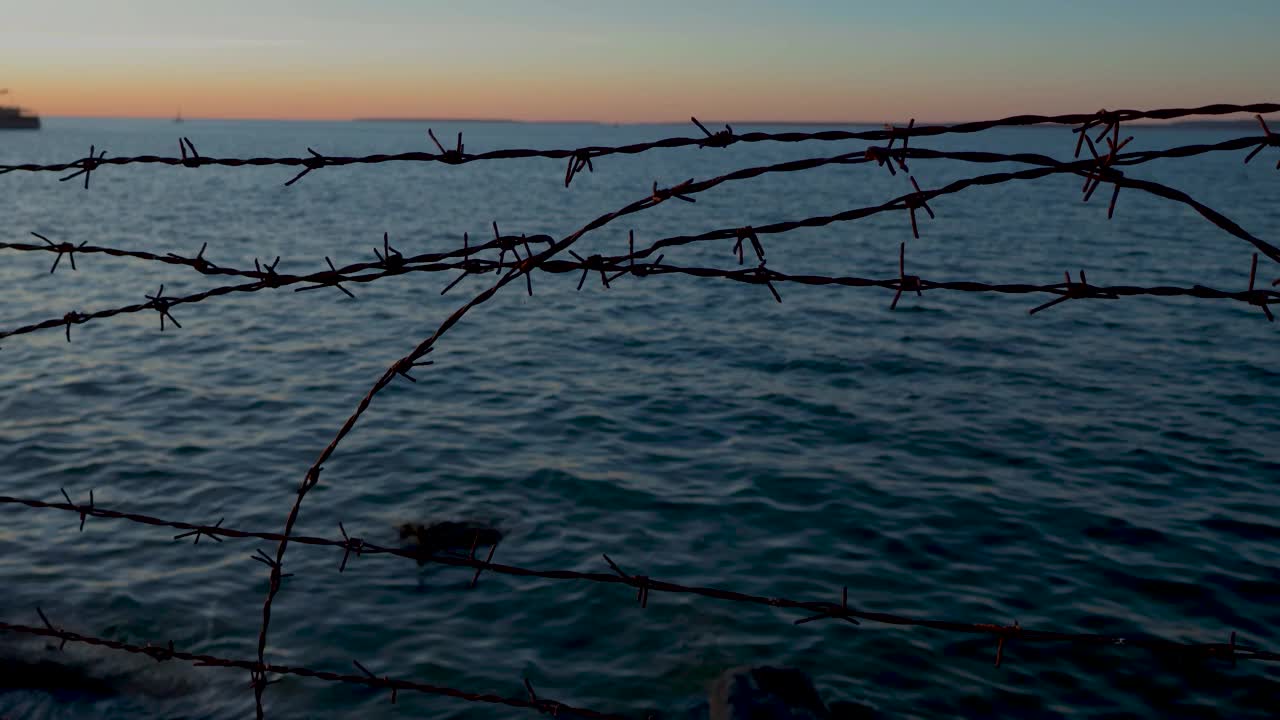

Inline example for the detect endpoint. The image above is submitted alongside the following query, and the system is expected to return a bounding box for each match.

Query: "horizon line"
[41,113,904,126]
[37,113,1269,128]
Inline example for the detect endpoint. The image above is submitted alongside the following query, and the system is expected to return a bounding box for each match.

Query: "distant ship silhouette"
[0,88,40,130]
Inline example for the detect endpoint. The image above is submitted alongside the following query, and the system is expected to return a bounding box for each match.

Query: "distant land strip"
[29,115,1273,127]
[350,117,1274,128]
[353,117,523,123]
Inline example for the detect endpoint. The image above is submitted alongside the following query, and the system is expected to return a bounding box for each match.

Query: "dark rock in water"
[709,666,830,720]
[702,666,880,720]
[0,655,116,699]
[398,521,501,565]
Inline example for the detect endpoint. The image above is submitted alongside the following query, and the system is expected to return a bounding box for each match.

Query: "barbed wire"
[240,109,1280,715]
[4,102,1279,718]
[4,492,1277,670]
[0,229,547,285]
[1,104,1276,188]
[2,131,1272,276]
[3,135,1277,344]
[0,615,624,719]
[4,248,1274,345]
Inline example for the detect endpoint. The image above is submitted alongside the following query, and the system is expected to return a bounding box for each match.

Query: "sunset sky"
[2,0,1276,123]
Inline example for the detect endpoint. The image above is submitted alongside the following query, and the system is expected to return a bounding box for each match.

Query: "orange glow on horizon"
[3,2,1275,125]
[14,68,930,124]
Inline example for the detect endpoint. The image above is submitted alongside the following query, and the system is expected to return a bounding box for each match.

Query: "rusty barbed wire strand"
[5,130,1271,275]
[11,137,1270,371]
[5,104,1278,718]
[628,259,1279,317]
[2,251,1274,344]
[0,617,624,719]
[2,132,1269,285]
[7,138,1278,699]
[1,103,1275,187]
[3,493,1278,668]
[607,159,1280,268]
[243,130,1280,718]
[3,133,1270,288]
[225,249,1280,315]
[0,237,550,343]
[1243,114,1280,168]
[4,135,1277,345]
[241,130,898,713]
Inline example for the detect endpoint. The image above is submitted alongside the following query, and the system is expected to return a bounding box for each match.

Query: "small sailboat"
[174,108,183,124]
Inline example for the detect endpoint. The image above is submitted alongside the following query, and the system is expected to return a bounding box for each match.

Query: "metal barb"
[897,118,915,171]
[393,349,434,383]
[753,265,783,303]
[284,148,327,186]
[517,239,535,296]
[323,256,356,298]
[250,548,293,588]
[60,311,83,342]
[248,667,281,691]
[58,145,106,189]
[145,284,182,331]
[253,256,283,287]
[891,242,924,310]
[36,607,68,650]
[651,179,697,204]
[373,232,405,270]
[166,242,216,273]
[616,253,664,283]
[880,118,916,172]
[338,522,365,572]
[1028,269,1121,315]
[732,227,766,265]
[173,517,225,544]
[1247,253,1275,321]
[353,660,398,704]
[1080,133,1132,219]
[691,116,735,148]
[1243,114,1280,169]
[564,150,595,187]
[58,487,93,531]
[143,639,176,662]
[794,585,860,626]
[602,554,650,607]
[179,137,201,167]
[32,232,88,274]
[470,539,499,588]
[992,621,1020,668]
[1073,108,1120,159]
[428,128,466,164]
[569,250,612,290]
[905,176,936,239]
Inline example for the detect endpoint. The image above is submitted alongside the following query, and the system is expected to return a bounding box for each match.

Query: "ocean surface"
[0,117,1277,720]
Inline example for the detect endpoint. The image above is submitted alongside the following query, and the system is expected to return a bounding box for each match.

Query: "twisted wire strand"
[246,132,1280,718]
[3,494,1276,665]
[0,618,623,719]
[1,103,1275,187]
[4,102,1277,718]
[4,135,1276,344]
[3,132,1271,278]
